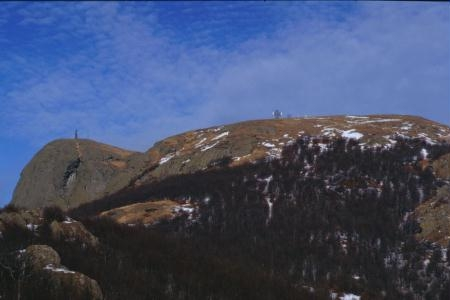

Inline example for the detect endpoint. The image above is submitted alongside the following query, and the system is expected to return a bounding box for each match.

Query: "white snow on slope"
[262,142,276,148]
[201,141,220,152]
[159,153,175,164]
[340,293,360,300]
[173,205,194,214]
[341,130,363,140]
[346,118,401,125]
[321,128,339,137]
[211,126,224,132]
[194,137,207,148]
[400,122,413,131]
[420,148,429,159]
[265,196,273,223]
[44,264,75,274]
[26,224,39,231]
[418,133,436,145]
[346,115,369,119]
[212,131,229,140]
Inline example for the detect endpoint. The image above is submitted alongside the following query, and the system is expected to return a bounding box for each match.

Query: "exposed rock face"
[20,244,103,300]
[12,139,146,209]
[0,208,99,250]
[11,115,450,210]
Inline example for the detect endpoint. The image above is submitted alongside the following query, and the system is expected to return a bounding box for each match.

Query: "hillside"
[3,114,450,299]
[11,115,450,210]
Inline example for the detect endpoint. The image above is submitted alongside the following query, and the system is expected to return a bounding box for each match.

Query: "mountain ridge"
[3,114,450,299]
[11,114,450,210]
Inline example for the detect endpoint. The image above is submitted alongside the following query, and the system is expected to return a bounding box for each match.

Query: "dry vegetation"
[415,185,450,246]
[99,200,180,225]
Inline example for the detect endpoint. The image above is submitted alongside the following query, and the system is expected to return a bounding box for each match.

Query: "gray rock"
[21,244,103,300]
[11,139,146,210]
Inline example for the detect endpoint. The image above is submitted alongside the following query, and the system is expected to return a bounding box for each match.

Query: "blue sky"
[0,2,449,206]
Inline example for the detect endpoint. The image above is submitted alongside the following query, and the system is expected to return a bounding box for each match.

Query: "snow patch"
[400,122,413,131]
[44,264,75,274]
[418,133,436,145]
[262,142,275,148]
[63,217,75,224]
[266,147,282,160]
[159,153,175,165]
[194,137,207,148]
[317,143,328,153]
[342,130,363,140]
[321,128,339,137]
[212,131,229,141]
[340,293,360,300]
[345,115,369,119]
[201,141,220,152]
[420,148,428,159]
[26,224,39,231]
[173,205,194,214]
[265,196,273,224]
[212,126,224,132]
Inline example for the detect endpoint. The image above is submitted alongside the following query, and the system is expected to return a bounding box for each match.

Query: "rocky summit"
[3,114,450,299]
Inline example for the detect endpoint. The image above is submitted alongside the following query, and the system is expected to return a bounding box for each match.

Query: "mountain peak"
[11,114,450,209]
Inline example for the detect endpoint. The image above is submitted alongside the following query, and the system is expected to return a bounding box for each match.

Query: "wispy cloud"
[0,2,448,152]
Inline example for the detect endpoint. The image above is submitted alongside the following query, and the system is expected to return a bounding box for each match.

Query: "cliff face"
[11,139,146,209]
[11,114,450,210]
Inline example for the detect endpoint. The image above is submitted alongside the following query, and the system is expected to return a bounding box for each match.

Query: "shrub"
[42,206,66,223]
[0,204,20,214]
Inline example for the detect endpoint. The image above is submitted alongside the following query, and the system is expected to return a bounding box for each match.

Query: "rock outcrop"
[11,139,146,209]
[20,244,103,300]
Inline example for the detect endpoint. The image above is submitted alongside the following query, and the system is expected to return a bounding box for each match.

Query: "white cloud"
[1,2,448,152]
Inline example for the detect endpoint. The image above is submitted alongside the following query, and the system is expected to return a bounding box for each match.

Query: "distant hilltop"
[11,114,450,210]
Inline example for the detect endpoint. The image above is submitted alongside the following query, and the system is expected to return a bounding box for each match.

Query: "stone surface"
[11,139,147,209]
[21,244,103,300]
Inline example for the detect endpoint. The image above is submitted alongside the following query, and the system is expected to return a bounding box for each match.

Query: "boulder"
[22,244,61,271]
[49,219,99,249]
[21,244,103,300]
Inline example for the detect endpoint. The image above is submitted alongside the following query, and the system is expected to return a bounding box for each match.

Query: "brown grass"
[99,200,179,225]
